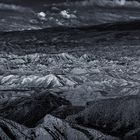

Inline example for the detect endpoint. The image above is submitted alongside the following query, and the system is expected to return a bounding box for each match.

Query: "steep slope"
[66,95,140,137]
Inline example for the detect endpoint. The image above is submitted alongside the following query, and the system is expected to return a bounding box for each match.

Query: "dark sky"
[0,0,83,5]
[0,0,140,9]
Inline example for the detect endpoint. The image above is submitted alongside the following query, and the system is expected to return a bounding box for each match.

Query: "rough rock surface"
[0,115,119,140]
[66,95,140,137]
[0,91,71,127]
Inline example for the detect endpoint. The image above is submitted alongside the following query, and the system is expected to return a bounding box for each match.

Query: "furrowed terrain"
[0,21,140,139]
[1,0,140,139]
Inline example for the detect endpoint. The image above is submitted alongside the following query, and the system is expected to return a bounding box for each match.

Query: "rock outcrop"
[0,115,120,140]
[66,95,140,137]
[0,91,70,127]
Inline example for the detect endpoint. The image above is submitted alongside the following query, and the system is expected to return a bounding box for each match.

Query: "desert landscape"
[0,0,140,139]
